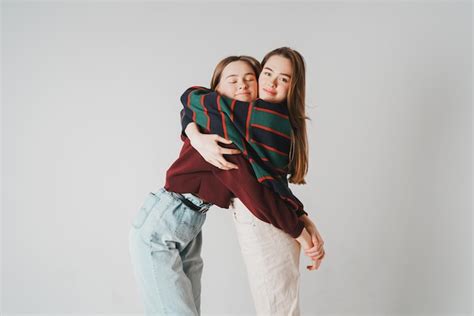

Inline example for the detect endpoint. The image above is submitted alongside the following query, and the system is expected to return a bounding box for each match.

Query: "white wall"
[2,1,472,315]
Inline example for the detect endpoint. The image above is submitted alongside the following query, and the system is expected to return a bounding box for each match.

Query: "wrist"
[295,228,311,249]
[300,214,311,224]
[185,124,203,147]
[295,227,309,241]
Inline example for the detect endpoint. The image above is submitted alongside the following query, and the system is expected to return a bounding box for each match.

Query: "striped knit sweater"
[180,86,306,215]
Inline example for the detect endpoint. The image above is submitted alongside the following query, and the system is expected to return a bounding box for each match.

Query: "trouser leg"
[128,189,206,315]
[232,198,301,316]
[181,230,204,314]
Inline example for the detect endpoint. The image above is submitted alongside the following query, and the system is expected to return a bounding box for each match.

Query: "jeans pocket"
[175,207,206,242]
[132,192,161,229]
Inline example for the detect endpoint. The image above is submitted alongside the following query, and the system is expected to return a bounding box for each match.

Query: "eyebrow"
[263,66,291,78]
[225,72,255,79]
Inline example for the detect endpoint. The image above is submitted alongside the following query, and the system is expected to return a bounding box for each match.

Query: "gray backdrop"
[2,1,472,315]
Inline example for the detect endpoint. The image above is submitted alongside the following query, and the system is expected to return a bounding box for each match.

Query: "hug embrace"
[129,47,326,315]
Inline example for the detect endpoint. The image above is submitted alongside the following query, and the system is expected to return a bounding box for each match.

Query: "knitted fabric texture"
[180,86,306,214]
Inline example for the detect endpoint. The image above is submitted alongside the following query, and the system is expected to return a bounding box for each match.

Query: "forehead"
[263,55,292,75]
[222,60,255,76]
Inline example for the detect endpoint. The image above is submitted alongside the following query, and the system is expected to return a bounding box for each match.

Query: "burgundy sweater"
[164,135,306,238]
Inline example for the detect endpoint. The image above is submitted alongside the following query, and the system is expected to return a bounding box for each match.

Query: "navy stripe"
[254,99,289,116]
[251,127,291,155]
[231,99,251,136]
[203,93,224,136]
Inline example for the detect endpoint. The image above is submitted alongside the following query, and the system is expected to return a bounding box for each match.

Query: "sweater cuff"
[289,220,305,238]
[296,208,308,217]
[180,109,193,137]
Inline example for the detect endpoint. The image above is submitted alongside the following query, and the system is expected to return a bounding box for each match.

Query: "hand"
[300,215,326,270]
[295,228,318,270]
[185,123,241,170]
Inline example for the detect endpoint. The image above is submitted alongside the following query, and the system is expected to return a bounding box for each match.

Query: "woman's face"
[258,55,292,103]
[216,61,258,102]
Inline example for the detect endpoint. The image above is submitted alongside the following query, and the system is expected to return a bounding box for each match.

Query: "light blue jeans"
[129,187,208,315]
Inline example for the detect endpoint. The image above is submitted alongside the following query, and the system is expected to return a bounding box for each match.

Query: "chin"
[264,96,277,102]
[260,92,274,102]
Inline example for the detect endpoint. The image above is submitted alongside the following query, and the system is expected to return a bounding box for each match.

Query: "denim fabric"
[129,187,207,315]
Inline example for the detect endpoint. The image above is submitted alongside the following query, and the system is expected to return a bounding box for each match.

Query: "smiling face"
[216,60,258,102]
[258,55,293,103]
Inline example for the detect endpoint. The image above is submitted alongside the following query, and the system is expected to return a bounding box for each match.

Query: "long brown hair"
[261,47,309,184]
[210,55,262,90]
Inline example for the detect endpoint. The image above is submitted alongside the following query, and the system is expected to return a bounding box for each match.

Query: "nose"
[268,77,276,87]
[238,81,249,90]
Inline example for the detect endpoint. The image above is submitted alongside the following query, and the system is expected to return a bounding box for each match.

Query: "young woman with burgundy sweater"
[129,50,325,315]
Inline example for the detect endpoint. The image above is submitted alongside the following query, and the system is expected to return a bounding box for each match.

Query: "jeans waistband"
[160,188,212,214]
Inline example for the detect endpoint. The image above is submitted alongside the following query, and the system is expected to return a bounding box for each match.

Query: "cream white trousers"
[232,198,301,316]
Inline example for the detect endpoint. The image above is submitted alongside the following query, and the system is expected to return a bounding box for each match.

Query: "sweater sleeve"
[180,108,194,138]
[212,152,305,238]
[277,175,308,216]
[289,190,308,217]
[180,86,253,139]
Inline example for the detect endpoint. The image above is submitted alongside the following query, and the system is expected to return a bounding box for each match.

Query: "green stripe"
[189,91,209,129]
[251,110,292,136]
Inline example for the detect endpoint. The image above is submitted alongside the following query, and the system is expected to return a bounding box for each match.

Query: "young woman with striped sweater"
[182,47,326,315]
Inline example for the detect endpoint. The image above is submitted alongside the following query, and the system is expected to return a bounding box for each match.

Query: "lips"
[263,88,277,96]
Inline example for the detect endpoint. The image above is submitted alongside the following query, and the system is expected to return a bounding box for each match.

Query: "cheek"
[279,85,289,96]
[250,81,258,91]
[222,84,235,94]
[217,84,235,98]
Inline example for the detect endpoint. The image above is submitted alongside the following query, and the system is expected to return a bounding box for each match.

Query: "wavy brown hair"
[261,47,309,184]
[210,55,262,90]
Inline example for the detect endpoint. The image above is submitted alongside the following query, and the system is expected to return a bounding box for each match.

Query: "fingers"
[306,259,321,271]
[304,238,323,254]
[208,159,227,170]
[215,136,233,144]
[306,253,323,261]
[220,148,242,155]
[303,229,325,271]
[304,240,325,268]
[307,248,325,261]
[304,243,324,255]
[305,246,325,258]
[216,157,239,170]
[314,260,322,269]
[207,155,239,170]
[305,249,320,257]
[213,161,234,170]
[212,136,241,169]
